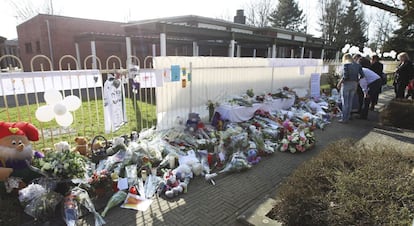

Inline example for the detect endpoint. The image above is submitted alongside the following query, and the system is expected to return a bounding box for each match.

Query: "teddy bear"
[73,137,89,156]
[0,121,43,182]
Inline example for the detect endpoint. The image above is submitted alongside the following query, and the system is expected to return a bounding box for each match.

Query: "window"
[25,42,33,54]
[36,41,41,53]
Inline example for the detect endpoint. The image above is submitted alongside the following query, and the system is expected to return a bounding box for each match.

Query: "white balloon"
[44,89,62,105]
[35,105,54,122]
[63,95,81,111]
[55,112,73,127]
[53,102,67,116]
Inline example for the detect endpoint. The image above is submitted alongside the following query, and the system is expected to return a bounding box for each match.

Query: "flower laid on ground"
[88,169,110,188]
[279,127,315,153]
[246,89,254,98]
[32,150,89,179]
[207,100,220,122]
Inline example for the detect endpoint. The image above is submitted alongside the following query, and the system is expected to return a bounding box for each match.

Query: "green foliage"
[336,0,368,49]
[269,139,414,225]
[319,0,368,49]
[268,0,306,32]
[319,0,345,46]
[383,19,414,59]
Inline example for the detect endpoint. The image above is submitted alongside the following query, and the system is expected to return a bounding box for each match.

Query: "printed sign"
[0,70,102,95]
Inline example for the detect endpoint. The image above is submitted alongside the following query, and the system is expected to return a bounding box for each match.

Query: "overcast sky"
[0,0,384,41]
[0,0,324,39]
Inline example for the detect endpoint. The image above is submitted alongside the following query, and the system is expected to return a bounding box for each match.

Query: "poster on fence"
[310,73,321,98]
[103,74,127,133]
[133,69,163,88]
[0,70,102,95]
[268,58,320,67]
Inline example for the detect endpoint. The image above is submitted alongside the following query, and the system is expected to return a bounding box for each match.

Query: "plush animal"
[0,121,42,182]
[159,169,189,199]
[54,141,71,152]
[105,136,126,156]
[247,148,261,165]
[73,137,88,156]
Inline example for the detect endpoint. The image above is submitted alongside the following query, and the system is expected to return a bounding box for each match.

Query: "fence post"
[189,62,193,114]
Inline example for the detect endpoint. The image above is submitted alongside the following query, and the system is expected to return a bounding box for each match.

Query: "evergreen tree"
[337,0,368,50]
[319,0,344,47]
[383,19,414,57]
[268,0,306,32]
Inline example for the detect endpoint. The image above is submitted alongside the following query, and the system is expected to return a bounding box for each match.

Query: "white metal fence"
[0,54,398,149]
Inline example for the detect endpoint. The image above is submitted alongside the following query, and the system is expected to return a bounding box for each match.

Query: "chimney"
[234,9,246,24]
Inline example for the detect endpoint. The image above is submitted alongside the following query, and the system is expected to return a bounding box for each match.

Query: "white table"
[216,97,295,122]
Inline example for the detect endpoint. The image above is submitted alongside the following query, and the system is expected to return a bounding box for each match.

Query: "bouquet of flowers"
[32,150,89,179]
[279,127,315,153]
[207,100,219,122]
[88,169,110,189]
[246,88,254,98]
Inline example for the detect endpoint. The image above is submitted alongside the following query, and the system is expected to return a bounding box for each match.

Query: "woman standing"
[394,52,414,98]
[337,53,365,123]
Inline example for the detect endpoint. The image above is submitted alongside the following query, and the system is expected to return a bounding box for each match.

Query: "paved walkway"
[32,87,414,226]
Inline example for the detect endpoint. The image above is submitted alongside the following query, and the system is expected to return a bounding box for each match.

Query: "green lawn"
[0,98,156,150]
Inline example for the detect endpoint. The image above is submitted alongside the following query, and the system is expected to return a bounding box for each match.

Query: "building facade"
[0,37,20,71]
[16,11,336,72]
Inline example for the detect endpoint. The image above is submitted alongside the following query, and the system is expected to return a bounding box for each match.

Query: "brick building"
[0,36,19,70]
[16,12,336,72]
[17,14,127,71]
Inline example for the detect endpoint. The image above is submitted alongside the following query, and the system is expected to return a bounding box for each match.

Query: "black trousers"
[360,79,382,118]
[395,82,408,98]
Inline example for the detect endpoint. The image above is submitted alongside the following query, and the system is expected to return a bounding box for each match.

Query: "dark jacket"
[395,60,414,85]
[371,61,383,76]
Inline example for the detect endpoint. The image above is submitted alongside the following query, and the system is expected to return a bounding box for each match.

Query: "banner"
[268,58,321,67]
[133,69,163,88]
[0,70,102,95]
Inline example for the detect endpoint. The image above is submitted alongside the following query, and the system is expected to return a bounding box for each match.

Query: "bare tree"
[359,0,413,19]
[8,0,56,23]
[369,10,395,50]
[244,0,276,27]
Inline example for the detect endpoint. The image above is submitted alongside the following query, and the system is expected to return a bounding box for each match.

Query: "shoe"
[369,106,375,111]
[338,119,347,123]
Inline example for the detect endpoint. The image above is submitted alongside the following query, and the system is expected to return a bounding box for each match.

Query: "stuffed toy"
[0,121,43,182]
[158,168,190,199]
[54,141,71,152]
[105,136,126,156]
[246,145,261,165]
[73,137,88,156]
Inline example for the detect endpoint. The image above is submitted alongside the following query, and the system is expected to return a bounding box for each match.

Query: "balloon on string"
[53,102,67,116]
[55,113,73,127]
[35,105,54,122]
[44,89,63,105]
[341,44,350,54]
[63,95,81,111]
